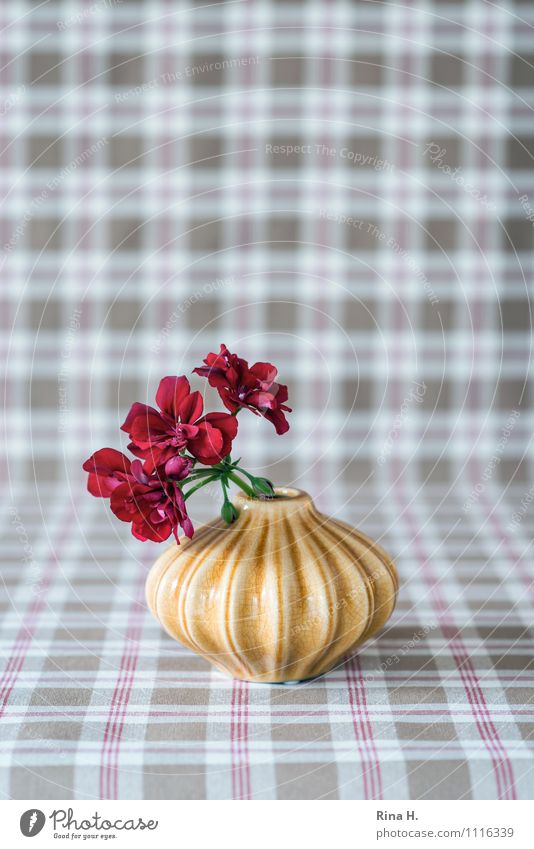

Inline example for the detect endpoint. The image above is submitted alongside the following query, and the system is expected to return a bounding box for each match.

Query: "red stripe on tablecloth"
[0,506,72,717]
[6,706,533,719]
[111,645,139,800]
[242,680,251,799]
[470,476,530,796]
[99,572,145,799]
[456,137,517,798]
[10,670,533,684]
[100,621,141,799]
[345,654,383,799]
[230,680,238,799]
[396,478,516,800]
[99,635,136,799]
[12,742,534,756]
[231,680,251,799]
[346,657,370,798]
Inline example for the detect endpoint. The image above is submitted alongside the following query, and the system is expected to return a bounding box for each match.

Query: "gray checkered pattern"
[1,0,533,799]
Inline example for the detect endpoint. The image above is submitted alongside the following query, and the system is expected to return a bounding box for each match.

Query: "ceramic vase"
[146,488,398,683]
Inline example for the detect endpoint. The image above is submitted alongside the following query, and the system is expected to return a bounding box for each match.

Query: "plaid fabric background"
[1,0,533,799]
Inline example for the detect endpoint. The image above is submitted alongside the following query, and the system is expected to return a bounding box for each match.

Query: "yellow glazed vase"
[146,488,398,683]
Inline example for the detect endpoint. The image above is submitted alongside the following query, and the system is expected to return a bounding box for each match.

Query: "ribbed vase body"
[146,488,398,683]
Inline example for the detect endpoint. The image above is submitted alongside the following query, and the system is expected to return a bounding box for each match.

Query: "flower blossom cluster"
[83,345,291,542]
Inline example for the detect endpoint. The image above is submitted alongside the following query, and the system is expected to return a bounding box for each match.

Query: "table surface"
[2,481,533,801]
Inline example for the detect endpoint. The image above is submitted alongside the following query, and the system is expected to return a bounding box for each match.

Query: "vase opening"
[239,486,308,500]
[235,487,313,512]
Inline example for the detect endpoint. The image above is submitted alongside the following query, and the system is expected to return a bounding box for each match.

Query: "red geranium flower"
[193,344,291,434]
[82,449,194,543]
[83,346,292,544]
[82,447,134,497]
[121,375,237,471]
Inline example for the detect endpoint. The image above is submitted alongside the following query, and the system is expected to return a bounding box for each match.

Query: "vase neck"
[234,487,315,520]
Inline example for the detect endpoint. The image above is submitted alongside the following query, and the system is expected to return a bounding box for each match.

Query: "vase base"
[214,666,335,685]
[241,664,340,685]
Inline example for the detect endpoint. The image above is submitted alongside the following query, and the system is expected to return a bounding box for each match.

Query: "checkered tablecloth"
[2,480,534,800]
[1,0,533,799]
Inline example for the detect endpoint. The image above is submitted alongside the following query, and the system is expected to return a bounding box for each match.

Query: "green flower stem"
[220,477,239,523]
[189,458,232,476]
[183,475,219,501]
[230,464,256,483]
[225,470,255,498]
[183,455,266,503]
[228,465,274,495]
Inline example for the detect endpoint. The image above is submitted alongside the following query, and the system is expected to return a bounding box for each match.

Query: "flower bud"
[252,477,275,497]
[221,500,239,524]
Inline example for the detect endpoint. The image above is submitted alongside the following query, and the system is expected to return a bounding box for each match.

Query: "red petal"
[121,402,157,433]
[83,447,130,475]
[127,444,171,476]
[217,393,241,414]
[201,411,238,438]
[165,456,193,480]
[200,412,238,458]
[177,389,203,425]
[181,516,194,539]
[271,382,289,405]
[110,481,138,521]
[132,518,172,543]
[188,421,224,465]
[155,376,191,419]
[129,409,169,448]
[83,448,132,497]
[264,406,290,434]
[249,361,278,387]
[193,366,229,392]
[130,459,149,484]
[246,390,277,410]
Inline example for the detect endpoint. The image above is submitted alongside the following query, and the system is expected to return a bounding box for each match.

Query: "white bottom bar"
[2,800,531,848]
